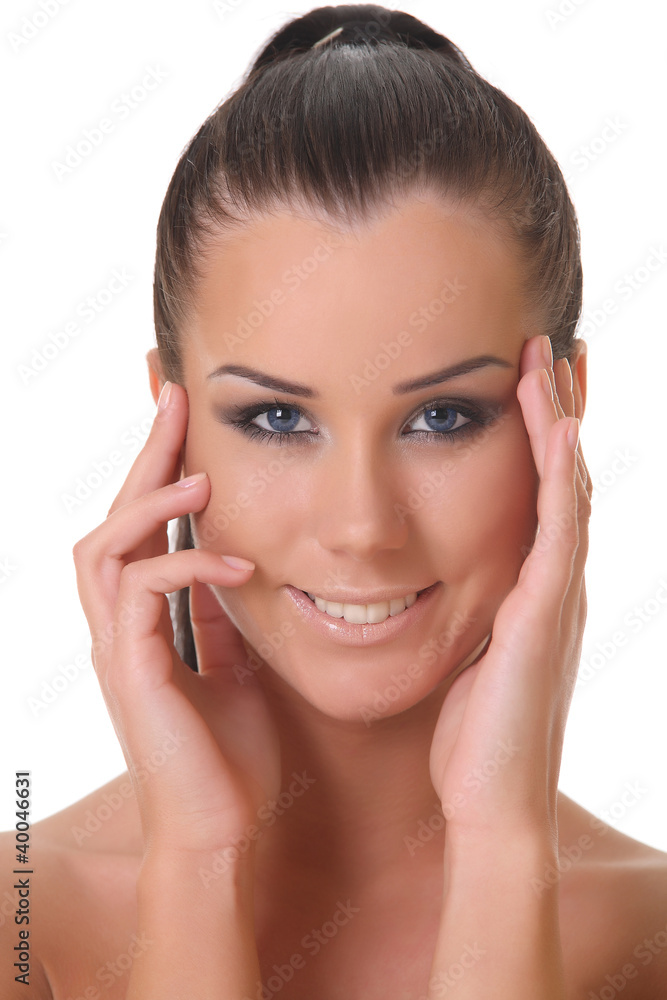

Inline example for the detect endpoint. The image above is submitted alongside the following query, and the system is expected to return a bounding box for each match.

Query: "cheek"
[466,435,538,568]
[184,411,538,583]
[406,422,539,587]
[184,418,301,552]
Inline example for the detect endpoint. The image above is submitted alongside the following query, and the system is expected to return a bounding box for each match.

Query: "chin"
[228,601,496,727]
[207,545,523,725]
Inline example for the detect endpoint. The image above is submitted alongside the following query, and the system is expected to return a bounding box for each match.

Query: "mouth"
[300,585,435,624]
[284,582,442,648]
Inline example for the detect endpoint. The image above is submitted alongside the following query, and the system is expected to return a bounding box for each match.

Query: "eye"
[225,399,317,446]
[252,404,313,435]
[403,404,473,437]
[223,396,494,447]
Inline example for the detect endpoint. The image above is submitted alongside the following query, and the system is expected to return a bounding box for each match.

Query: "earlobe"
[146,348,165,406]
[570,338,587,421]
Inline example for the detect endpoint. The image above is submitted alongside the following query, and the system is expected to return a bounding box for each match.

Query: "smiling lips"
[286,583,442,646]
[302,588,429,625]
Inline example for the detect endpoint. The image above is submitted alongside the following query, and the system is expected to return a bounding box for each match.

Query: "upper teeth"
[306,591,418,624]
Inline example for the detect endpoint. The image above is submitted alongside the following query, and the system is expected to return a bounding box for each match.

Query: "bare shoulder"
[556,792,667,1000]
[0,773,142,1000]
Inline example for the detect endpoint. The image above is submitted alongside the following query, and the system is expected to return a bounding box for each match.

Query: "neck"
[251,656,478,894]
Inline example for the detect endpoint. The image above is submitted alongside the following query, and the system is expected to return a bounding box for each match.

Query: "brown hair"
[152,4,583,671]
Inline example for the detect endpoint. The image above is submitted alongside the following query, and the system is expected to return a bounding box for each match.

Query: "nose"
[315,437,408,561]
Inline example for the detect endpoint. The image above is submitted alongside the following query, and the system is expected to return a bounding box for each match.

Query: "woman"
[3,5,666,998]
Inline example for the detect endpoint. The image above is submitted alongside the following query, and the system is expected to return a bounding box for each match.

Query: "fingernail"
[157,381,173,412]
[557,357,573,391]
[541,336,553,369]
[221,554,256,570]
[176,472,207,488]
[567,417,580,451]
[540,368,553,399]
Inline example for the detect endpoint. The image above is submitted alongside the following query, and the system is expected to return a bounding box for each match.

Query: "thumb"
[189,579,248,677]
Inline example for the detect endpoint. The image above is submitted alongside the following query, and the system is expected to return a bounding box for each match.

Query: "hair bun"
[249,4,470,74]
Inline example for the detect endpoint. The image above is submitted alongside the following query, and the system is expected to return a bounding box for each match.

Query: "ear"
[146,347,165,406]
[570,338,587,422]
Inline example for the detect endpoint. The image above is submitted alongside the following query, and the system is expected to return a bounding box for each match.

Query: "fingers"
[515,335,592,610]
[73,473,213,636]
[523,417,581,610]
[552,354,592,499]
[553,358,573,417]
[519,333,553,383]
[107,380,188,516]
[190,579,250,677]
[516,365,558,481]
[106,549,254,694]
[519,336,571,418]
[518,336,591,498]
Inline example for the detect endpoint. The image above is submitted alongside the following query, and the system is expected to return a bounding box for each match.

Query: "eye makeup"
[213,395,505,448]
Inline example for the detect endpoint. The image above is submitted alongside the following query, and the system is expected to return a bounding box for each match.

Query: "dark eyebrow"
[392,355,513,394]
[207,354,513,398]
[207,364,318,397]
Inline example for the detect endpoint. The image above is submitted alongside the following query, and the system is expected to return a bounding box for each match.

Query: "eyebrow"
[392,355,513,394]
[206,355,513,398]
[207,363,318,397]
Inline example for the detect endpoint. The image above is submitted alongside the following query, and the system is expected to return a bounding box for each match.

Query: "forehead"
[184,193,532,385]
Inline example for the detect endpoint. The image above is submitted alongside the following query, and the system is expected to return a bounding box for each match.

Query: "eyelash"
[224,397,497,446]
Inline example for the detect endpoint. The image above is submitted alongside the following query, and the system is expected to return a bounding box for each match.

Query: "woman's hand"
[429,333,592,841]
[72,380,281,863]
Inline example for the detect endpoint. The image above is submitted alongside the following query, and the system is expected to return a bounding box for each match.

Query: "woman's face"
[180,193,540,720]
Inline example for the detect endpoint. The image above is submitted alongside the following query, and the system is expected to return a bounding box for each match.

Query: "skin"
[5,192,667,999]
[172,193,585,884]
[179,194,547,883]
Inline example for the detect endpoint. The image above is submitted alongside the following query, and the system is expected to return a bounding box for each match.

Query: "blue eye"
[224,397,491,446]
[252,404,311,435]
[224,398,315,446]
[405,406,471,435]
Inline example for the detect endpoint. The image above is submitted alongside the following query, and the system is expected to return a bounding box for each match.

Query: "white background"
[1,0,665,850]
